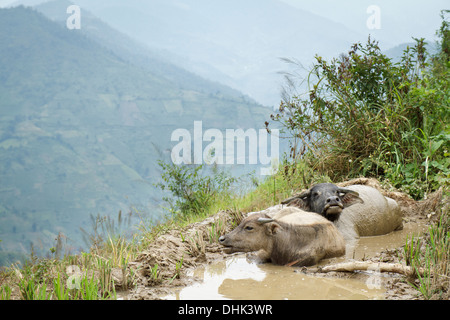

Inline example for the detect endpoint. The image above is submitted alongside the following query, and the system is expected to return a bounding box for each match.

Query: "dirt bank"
[123,178,446,300]
[125,209,243,299]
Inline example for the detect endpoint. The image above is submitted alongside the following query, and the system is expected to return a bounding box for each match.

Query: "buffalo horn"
[281,189,310,204]
[337,187,360,196]
[257,217,274,224]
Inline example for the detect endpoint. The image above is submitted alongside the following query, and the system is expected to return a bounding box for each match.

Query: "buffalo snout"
[323,196,344,220]
[218,234,231,248]
[218,234,234,253]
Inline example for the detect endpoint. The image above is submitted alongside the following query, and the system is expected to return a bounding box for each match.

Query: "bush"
[268,14,449,199]
[155,161,239,218]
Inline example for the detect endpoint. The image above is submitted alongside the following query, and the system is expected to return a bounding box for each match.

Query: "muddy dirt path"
[122,178,444,300]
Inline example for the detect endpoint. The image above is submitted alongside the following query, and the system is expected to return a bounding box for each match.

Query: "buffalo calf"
[219,207,345,267]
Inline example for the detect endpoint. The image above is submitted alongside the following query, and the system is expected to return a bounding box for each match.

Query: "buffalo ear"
[281,190,311,211]
[266,221,282,236]
[338,188,364,208]
[257,217,281,235]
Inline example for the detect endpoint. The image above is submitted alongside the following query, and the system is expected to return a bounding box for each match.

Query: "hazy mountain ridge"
[0,6,270,265]
[68,0,365,106]
[34,0,253,102]
[9,0,447,106]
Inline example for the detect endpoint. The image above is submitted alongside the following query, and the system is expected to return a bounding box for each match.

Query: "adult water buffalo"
[282,183,403,239]
[219,207,345,267]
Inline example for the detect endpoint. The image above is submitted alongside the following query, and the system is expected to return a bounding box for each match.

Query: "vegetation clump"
[268,28,449,200]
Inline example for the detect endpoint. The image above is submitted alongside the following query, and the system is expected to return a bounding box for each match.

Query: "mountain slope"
[0,6,270,264]
[33,0,251,101]
[72,0,365,106]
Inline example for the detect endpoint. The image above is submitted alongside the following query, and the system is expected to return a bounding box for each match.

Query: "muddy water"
[163,221,427,300]
[345,220,427,260]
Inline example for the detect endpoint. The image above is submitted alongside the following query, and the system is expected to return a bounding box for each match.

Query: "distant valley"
[0,5,271,265]
[70,0,365,106]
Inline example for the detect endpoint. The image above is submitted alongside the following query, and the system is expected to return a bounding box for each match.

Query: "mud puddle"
[163,255,385,300]
[345,220,428,260]
[162,221,426,300]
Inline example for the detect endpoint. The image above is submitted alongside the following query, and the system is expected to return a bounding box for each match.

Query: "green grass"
[403,210,449,299]
[1,253,117,300]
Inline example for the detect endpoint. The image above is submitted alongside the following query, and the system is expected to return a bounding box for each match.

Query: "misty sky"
[2,0,448,105]
[3,0,447,48]
[2,0,447,46]
[281,0,448,47]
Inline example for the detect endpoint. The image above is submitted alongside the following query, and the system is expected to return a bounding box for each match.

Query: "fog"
[5,0,447,106]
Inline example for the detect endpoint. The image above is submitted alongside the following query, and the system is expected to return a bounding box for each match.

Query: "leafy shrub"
[269,13,449,199]
[155,161,238,217]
